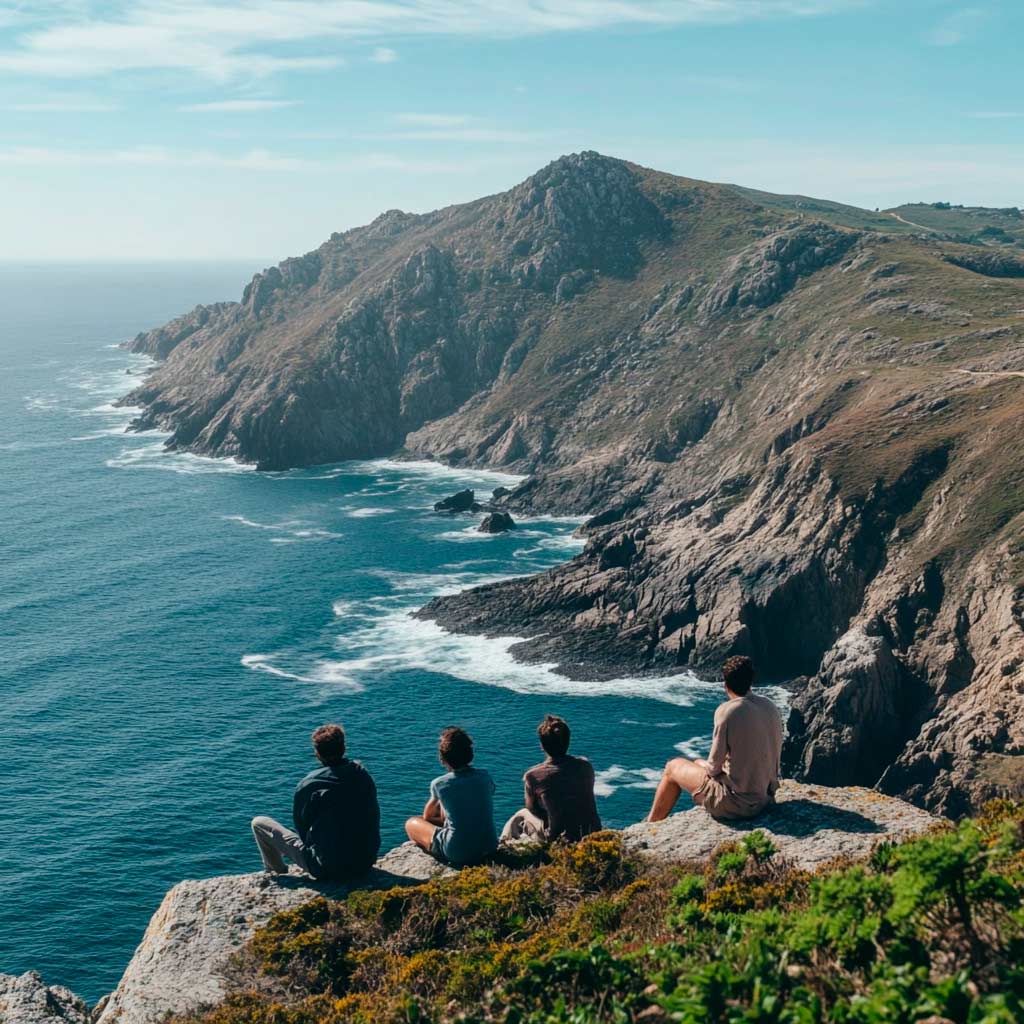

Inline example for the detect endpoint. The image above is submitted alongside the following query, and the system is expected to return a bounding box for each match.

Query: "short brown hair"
[722,656,754,696]
[312,724,346,765]
[439,726,474,770]
[537,714,570,757]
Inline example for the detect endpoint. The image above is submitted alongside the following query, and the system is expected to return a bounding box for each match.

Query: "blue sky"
[0,0,1020,261]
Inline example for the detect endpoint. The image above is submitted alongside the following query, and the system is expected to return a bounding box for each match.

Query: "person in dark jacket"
[251,723,380,880]
[501,714,602,842]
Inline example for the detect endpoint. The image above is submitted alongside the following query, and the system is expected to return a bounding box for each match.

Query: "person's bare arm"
[524,775,546,823]
[423,795,445,826]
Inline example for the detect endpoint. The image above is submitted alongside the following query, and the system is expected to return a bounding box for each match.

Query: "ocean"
[0,263,728,1003]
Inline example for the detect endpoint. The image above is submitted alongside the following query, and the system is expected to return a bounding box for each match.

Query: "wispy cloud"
[925,6,988,46]
[8,96,118,112]
[0,143,485,175]
[967,110,1023,119]
[179,98,299,112]
[0,144,309,170]
[382,113,535,143]
[396,113,474,128]
[0,1,860,82]
[369,46,397,63]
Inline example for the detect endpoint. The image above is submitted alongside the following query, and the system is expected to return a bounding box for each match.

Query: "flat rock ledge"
[12,783,939,1024]
[621,780,940,870]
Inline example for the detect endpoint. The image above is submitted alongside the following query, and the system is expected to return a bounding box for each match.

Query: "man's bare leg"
[405,796,445,851]
[405,816,438,851]
[647,758,709,822]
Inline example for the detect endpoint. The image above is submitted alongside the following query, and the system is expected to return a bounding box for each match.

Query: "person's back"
[251,723,381,882]
[647,657,784,824]
[525,754,601,841]
[709,692,783,817]
[431,765,497,866]
[294,758,381,879]
[405,727,498,867]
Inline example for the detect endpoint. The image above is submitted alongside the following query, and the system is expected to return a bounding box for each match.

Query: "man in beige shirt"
[647,656,783,822]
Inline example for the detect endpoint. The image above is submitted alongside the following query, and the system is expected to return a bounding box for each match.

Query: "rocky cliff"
[4,783,938,1024]
[122,152,1024,816]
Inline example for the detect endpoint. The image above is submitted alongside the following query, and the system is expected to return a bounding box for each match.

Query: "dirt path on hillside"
[886,211,935,232]
[956,368,1024,380]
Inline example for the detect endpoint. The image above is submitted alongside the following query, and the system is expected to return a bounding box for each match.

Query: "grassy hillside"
[179,803,1024,1024]
[727,185,1024,246]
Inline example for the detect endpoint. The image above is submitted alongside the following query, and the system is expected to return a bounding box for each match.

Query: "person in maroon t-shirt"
[501,714,602,843]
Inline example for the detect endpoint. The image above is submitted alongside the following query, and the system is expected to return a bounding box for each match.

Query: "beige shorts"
[692,775,768,821]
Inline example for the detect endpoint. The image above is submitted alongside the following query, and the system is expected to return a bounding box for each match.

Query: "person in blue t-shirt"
[405,726,498,867]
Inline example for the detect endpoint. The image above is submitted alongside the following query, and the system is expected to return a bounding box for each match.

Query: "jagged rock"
[94,844,450,1024]
[783,628,907,788]
[478,512,515,533]
[944,250,1024,278]
[622,780,940,871]
[698,222,859,317]
[433,489,481,514]
[0,972,89,1024]
[491,486,512,500]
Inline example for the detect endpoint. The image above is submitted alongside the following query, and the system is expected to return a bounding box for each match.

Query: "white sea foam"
[24,395,60,412]
[622,720,682,729]
[674,735,713,759]
[222,515,341,541]
[324,608,722,707]
[354,458,525,489]
[241,654,363,691]
[593,765,663,798]
[343,507,391,518]
[369,568,526,596]
[107,442,255,475]
[513,534,587,557]
[223,515,301,531]
[69,425,130,441]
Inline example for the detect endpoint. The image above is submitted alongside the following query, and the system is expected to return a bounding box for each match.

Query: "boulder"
[491,486,512,500]
[622,779,940,871]
[478,511,516,533]
[433,489,481,514]
[0,972,89,1024]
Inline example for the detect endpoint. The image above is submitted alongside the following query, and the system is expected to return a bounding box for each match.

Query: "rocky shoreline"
[116,152,1024,817]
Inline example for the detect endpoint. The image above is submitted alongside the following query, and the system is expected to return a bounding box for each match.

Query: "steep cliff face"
[123,153,1024,814]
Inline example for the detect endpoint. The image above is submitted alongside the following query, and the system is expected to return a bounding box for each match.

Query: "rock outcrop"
[121,152,1024,815]
[622,779,939,871]
[0,972,89,1024]
[14,784,934,1024]
[478,511,515,533]
[433,489,481,514]
[93,844,449,1024]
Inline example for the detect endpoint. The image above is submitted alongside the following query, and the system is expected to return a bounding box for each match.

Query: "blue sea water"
[0,263,731,1003]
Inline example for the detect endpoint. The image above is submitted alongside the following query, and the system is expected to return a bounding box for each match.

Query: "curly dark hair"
[722,656,755,696]
[439,726,474,770]
[537,714,571,757]
[311,723,346,765]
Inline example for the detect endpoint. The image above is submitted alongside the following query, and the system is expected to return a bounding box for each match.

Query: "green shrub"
[177,803,1024,1024]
